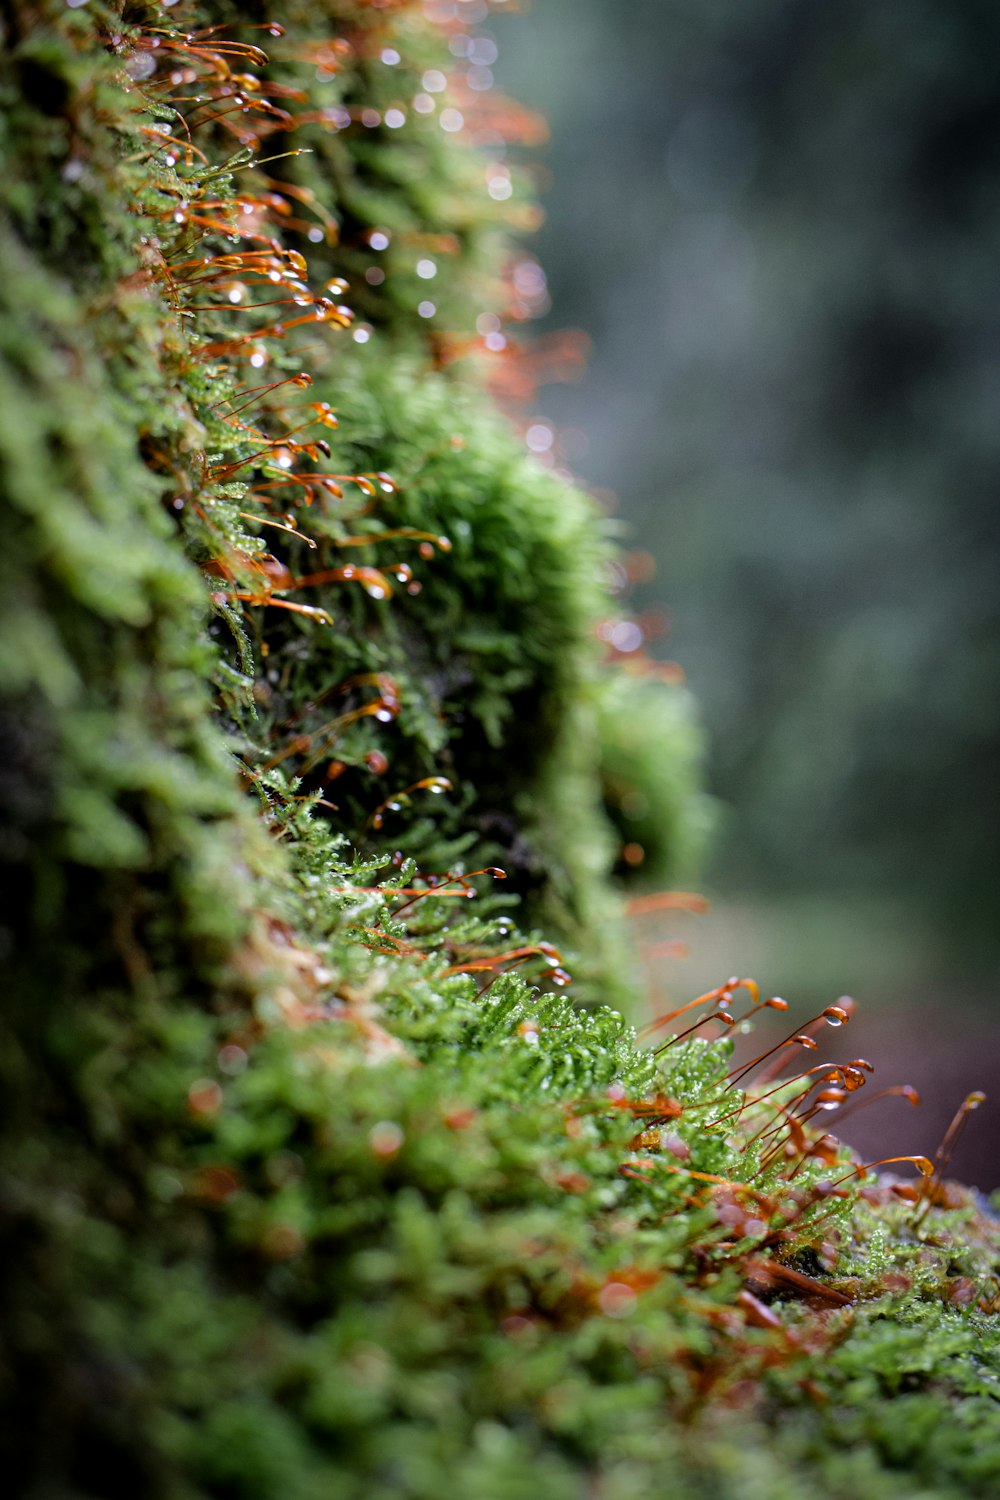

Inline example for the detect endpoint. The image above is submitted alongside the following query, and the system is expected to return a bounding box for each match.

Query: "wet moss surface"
[2,4,998,1497]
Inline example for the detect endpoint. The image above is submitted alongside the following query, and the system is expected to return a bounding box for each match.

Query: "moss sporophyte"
[2,2,998,1497]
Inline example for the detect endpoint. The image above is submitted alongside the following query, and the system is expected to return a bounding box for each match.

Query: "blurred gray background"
[492,0,1000,1185]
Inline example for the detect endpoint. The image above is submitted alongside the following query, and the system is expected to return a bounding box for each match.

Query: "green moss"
[3,4,999,1499]
[596,667,716,886]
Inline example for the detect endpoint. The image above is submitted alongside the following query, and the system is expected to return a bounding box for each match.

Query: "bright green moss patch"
[2,4,999,1499]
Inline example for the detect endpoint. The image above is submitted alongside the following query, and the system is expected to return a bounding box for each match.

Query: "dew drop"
[526,422,553,453]
[125,52,157,82]
[218,1044,247,1075]
[469,37,499,67]
[187,1078,222,1116]
[369,1120,404,1156]
[598,1282,636,1319]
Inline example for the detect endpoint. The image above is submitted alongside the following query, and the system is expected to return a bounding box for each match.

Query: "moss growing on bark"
[2,4,998,1498]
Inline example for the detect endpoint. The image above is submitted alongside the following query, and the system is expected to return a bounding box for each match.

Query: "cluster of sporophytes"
[2,2,998,1497]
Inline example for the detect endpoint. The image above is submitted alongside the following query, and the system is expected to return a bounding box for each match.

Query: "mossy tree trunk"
[2,5,998,1498]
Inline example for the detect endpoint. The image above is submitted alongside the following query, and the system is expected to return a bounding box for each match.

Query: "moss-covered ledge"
[2,4,998,1498]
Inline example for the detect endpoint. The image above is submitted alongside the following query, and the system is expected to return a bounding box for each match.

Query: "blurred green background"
[492,0,1000,1183]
